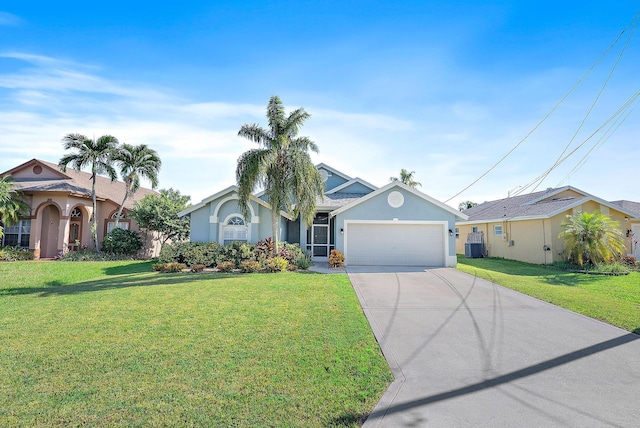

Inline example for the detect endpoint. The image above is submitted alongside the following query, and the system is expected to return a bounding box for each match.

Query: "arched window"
[106,211,129,233]
[223,216,248,245]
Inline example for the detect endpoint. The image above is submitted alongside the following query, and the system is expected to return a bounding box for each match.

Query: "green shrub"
[216,261,236,273]
[159,241,222,267]
[184,242,222,267]
[161,262,186,273]
[190,264,206,272]
[594,262,629,274]
[239,260,261,273]
[102,228,143,255]
[281,242,304,264]
[152,263,165,271]
[266,256,288,273]
[158,241,187,264]
[0,246,35,261]
[295,250,312,270]
[220,241,255,267]
[60,249,132,261]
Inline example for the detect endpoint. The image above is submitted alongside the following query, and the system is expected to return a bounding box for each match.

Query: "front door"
[312,224,329,260]
[307,212,333,262]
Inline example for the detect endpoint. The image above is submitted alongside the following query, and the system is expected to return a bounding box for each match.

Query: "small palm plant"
[558,211,626,266]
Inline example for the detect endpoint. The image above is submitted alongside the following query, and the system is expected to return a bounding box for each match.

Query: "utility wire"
[462,88,640,222]
[513,89,640,196]
[445,12,640,204]
[530,17,638,193]
[556,100,637,187]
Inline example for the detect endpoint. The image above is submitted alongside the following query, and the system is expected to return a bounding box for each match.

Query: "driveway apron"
[347,267,640,427]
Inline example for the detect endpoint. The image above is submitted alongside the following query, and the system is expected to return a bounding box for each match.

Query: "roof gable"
[178,184,293,220]
[2,159,70,181]
[326,177,377,195]
[4,159,156,209]
[461,186,638,223]
[316,163,352,192]
[330,181,468,220]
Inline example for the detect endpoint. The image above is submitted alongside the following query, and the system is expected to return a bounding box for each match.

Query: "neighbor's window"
[494,225,503,236]
[223,216,248,245]
[472,226,478,233]
[106,212,129,234]
[1,219,31,247]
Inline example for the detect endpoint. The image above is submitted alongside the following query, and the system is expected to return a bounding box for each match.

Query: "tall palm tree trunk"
[91,174,100,252]
[271,208,280,253]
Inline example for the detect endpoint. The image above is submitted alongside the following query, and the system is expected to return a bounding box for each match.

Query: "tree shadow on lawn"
[0,272,236,297]
[101,260,156,275]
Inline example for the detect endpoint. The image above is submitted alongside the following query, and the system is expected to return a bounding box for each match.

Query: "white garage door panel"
[347,223,445,266]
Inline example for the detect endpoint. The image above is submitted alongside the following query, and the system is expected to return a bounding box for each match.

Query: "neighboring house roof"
[2,158,157,209]
[460,186,638,224]
[610,200,640,218]
[330,181,468,220]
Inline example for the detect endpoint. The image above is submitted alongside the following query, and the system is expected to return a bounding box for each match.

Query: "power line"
[530,16,638,192]
[445,12,640,204]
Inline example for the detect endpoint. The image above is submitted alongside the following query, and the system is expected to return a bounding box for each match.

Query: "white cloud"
[0,11,22,27]
[1,50,638,206]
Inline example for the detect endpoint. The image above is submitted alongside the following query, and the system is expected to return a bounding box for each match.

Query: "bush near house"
[0,246,35,261]
[329,249,345,268]
[158,240,309,272]
[102,228,143,255]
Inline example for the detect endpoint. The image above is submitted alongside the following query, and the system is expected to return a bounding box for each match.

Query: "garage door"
[345,222,445,266]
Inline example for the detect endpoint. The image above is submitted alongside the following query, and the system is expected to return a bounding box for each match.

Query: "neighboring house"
[0,159,160,258]
[456,186,640,264]
[610,199,640,259]
[179,163,467,267]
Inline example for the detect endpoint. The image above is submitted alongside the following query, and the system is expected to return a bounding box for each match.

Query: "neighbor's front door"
[633,225,640,260]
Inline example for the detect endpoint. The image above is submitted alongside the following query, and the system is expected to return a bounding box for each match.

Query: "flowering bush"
[329,249,345,268]
[240,260,262,273]
[266,257,288,272]
[216,261,236,273]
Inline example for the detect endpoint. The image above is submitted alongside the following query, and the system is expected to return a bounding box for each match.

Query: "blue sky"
[1,1,639,207]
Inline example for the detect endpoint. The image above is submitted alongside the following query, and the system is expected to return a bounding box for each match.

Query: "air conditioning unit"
[465,243,484,258]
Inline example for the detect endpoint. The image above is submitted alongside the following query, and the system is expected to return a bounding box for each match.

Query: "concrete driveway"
[347,267,640,427]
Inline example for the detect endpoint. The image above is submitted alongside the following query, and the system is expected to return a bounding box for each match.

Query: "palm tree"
[0,175,30,240]
[236,95,324,252]
[59,133,119,252]
[458,200,478,211]
[559,211,626,266]
[390,168,421,188]
[113,143,161,227]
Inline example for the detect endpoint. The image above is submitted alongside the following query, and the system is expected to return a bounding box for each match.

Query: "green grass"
[456,256,640,334]
[0,261,391,427]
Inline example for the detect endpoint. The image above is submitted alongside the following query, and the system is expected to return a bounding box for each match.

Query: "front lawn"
[456,256,640,334]
[0,261,391,427]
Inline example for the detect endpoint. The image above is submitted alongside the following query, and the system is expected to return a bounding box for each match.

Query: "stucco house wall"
[457,191,637,265]
[2,159,160,258]
[333,187,458,258]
